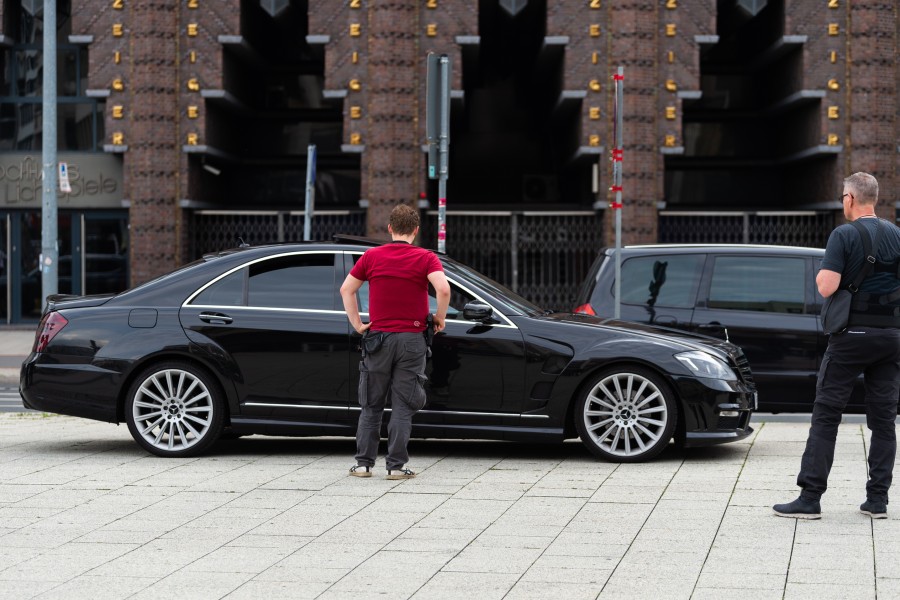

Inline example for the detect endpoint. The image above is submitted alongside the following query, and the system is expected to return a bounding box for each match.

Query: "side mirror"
[463,300,494,323]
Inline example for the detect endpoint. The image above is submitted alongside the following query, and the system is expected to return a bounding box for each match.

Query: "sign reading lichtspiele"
[0,153,123,208]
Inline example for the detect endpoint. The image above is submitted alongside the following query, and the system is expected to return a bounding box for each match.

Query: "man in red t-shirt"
[340,204,450,479]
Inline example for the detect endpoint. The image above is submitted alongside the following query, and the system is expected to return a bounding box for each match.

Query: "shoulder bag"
[821,219,882,334]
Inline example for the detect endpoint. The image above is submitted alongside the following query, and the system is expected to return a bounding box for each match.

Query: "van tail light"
[574,303,596,316]
[34,312,68,353]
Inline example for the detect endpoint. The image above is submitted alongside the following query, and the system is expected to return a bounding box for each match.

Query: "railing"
[421,210,605,310]
[190,209,367,257]
[658,211,834,248]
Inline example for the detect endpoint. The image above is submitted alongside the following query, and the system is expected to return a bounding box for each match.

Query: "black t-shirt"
[820,217,900,305]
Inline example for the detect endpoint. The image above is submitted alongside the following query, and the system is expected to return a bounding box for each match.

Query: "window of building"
[0,0,105,151]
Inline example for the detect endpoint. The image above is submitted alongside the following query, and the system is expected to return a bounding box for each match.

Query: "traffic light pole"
[40,0,59,308]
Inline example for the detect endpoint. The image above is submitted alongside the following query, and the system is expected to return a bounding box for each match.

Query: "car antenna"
[237,237,250,248]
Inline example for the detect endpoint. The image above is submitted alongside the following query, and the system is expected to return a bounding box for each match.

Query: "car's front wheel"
[575,366,677,462]
[125,361,225,457]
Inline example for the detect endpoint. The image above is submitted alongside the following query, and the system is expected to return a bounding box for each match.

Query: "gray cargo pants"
[355,332,428,470]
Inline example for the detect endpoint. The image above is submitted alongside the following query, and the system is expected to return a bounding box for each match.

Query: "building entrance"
[0,210,128,324]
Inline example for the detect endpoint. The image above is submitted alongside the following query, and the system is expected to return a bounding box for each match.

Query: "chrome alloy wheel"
[582,372,669,458]
[131,368,214,452]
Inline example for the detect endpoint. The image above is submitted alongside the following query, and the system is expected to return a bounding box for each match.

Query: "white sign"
[58,162,71,193]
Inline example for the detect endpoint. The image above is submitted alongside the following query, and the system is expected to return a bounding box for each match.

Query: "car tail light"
[34,312,68,353]
[574,303,596,316]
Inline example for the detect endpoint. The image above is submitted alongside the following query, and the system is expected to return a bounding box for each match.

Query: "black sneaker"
[386,467,416,480]
[773,496,821,519]
[860,499,888,519]
[349,465,372,478]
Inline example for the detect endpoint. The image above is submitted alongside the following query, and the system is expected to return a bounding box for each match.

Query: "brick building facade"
[1,0,898,319]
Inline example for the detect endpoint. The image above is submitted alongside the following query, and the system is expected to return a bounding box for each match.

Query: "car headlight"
[675,351,737,381]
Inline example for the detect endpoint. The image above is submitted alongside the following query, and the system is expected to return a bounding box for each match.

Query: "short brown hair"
[844,172,879,205]
[389,204,420,235]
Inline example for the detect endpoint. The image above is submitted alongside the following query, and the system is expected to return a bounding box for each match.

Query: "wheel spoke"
[589,391,617,411]
[632,429,647,451]
[638,417,665,427]
[135,410,163,422]
[635,391,661,409]
[624,429,632,454]
[138,386,165,404]
[181,419,202,439]
[183,391,210,407]
[184,414,210,428]
[585,409,614,417]
[151,376,169,399]
[609,426,622,451]
[587,417,615,432]
[635,422,660,442]
[638,405,666,415]
[141,415,165,435]
[134,399,162,410]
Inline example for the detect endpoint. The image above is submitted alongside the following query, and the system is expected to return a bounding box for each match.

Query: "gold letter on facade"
[590,24,600,37]
[112,23,123,36]
[828,23,839,35]
[665,79,677,92]
[349,79,361,91]
[827,134,839,145]
[589,135,600,147]
[350,106,362,119]
[827,78,840,91]
[350,23,361,37]
[187,106,199,119]
[589,79,601,92]
[112,132,124,145]
[187,133,199,145]
[589,107,600,120]
[187,78,200,91]
[664,134,676,147]
[112,77,124,91]
[112,105,123,119]
[427,24,437,36]
[666,24,676,36]
[350,133,362,145]
[665,106,676,120]
[827,106,839,119]
[187,23,198,36]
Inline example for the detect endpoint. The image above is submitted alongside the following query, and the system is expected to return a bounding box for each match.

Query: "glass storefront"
[0,210,128,323]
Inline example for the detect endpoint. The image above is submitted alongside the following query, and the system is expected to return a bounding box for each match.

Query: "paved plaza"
[0,410,897,600]
[2,328,898,598]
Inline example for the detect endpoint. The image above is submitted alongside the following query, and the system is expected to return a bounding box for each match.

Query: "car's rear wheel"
[125,361,224,457]
[575,366,677,462]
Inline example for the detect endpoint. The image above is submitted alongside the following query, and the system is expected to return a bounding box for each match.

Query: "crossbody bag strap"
[847,219,882,293]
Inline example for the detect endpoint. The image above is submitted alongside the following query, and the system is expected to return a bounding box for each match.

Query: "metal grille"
[659,212,834,248]
[190,210,366,257]
[422,211,605,310]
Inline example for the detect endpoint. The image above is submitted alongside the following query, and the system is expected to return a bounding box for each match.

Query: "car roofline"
[611,243,824,252]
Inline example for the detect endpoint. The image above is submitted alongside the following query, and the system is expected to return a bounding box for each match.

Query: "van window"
[618,255,704,308]
[709,256,805,313]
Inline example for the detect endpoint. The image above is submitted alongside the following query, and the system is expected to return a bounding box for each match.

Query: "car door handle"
[198,312,233,324]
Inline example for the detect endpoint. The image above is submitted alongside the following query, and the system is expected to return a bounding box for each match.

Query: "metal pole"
[437,55,450,254]
[41,0,59,307]
[303,144,316,241]
[612,66,624,320]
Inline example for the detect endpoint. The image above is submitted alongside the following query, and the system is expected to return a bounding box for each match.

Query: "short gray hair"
[844,172,879,205]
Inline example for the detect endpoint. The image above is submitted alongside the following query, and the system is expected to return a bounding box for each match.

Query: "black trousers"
[797,327,900,503]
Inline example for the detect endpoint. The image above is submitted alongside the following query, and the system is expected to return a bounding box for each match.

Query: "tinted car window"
[191,269,245,306]
[248,253,335,310]
[708,256,805,314]
[618,255,704,308]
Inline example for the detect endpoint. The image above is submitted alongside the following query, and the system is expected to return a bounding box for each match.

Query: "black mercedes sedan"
[20,237,756,462]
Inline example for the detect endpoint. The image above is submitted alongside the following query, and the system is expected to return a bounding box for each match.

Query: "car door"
[343,252,527,431]
[180,251,352,425]
[691,253,819,409]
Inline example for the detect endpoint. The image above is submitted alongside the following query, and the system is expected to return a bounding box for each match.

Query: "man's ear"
[387,223,394,234]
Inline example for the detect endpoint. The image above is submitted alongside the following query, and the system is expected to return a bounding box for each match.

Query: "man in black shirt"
[774,172,900,520]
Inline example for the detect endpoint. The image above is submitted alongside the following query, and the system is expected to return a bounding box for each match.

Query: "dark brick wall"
[61,0,898,284]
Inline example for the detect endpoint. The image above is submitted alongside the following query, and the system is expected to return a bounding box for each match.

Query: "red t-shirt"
[350,242,444,332]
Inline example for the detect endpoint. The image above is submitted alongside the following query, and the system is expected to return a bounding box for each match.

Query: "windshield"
[444,258,544,316]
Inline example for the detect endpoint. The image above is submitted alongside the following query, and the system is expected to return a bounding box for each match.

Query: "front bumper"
[671,374,756,447]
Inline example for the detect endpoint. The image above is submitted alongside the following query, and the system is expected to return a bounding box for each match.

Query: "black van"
[571,244,874,412]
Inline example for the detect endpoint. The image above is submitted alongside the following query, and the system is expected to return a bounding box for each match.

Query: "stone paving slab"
[0,413,897,599]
